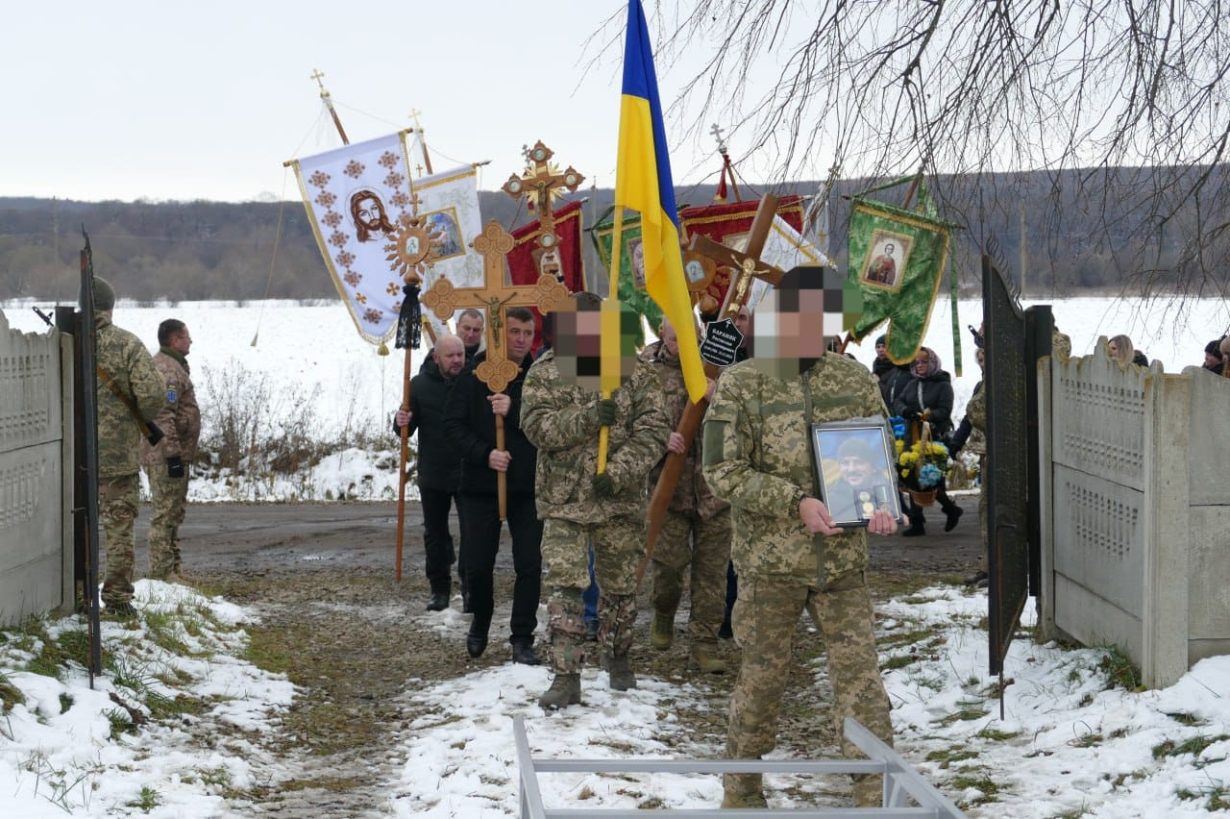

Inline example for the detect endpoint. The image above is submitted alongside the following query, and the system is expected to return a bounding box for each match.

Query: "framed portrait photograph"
[811,419,903,528]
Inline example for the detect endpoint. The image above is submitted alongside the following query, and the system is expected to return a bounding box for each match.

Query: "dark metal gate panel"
[983,254,1029,676]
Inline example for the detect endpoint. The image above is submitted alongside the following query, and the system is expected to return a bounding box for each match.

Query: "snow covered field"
[3,584,1229,817]
[2,293,1230,486]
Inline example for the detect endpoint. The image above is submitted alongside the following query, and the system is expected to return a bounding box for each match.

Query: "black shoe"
[944,505,964,532]
[466,630,488,658]
[511,642,540,665]
[902,523,926,537]
[426,592,450,612]
[584,619,599,642]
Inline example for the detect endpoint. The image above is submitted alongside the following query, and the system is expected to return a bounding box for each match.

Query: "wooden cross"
[421,220,572,518]
[501,140,585,284]
[640,193,786,582]
[687,193,785,319]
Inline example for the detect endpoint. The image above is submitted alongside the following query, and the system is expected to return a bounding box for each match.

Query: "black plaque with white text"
[700,318,743,366]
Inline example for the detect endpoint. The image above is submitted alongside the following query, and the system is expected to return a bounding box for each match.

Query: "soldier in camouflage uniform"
[94,278,166,615]
[521,293,671,709]
[641,318,730,673]
[140,319,200,581]
[702,267,898,809]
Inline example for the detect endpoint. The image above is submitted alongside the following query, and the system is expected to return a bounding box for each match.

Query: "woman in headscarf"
[892,347,962,537]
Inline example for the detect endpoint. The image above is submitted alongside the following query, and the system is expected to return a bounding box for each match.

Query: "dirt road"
[129,496,984,815]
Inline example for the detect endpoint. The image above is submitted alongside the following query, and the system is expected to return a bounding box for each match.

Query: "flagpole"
[598,206,626,473]
[310,69,350,145]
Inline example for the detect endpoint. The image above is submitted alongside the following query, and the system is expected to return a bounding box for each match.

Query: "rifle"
[36,300,165,447]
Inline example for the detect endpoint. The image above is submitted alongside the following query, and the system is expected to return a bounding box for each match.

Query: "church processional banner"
[293,132,483,346]
[746,215,834,312]
[847,195,953,365]
[508,200,586,294]
[592,196,806,343]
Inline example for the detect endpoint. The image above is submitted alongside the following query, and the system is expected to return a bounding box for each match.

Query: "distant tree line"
[1,166,1223,304]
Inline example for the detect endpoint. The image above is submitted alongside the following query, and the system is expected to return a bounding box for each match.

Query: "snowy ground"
[3,584,1228,817]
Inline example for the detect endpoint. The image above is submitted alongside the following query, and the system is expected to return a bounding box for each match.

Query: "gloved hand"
[592,473,617,497]
[903,409,920,421]
[596,399,618,427]
[166,455,185,479]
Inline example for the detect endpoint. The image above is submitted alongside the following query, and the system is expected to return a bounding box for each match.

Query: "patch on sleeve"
[702,421,728,467]
[166,389,177,403]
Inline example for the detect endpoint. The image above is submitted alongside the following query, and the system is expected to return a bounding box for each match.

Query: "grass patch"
[1152,734,1230,760]
[976,727,1021,741]
[1177,784,1230,811]
[125,785,161,812]
[1165,712,1208,727]
[934,704,989,726]
[949,769,1002,804]
[881,654,919,671]
[244,627,295,675]
[278,776,365,793]
[1098,646,1143,692]
[146,691,206,721]
[59,692,74,714]
[142,610,193,656]
[1070,732,1103,748]
[926,747,978,768]
[106,707,134,740]
[1,672,26,713]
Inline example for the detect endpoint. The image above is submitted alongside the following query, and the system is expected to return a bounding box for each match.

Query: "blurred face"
[433,338,466,376]
[660,320,679,357]
[1204,351,1220,368]
[874,340,887,360]
[506,317,535,363]
[170,327,192,356]
[838,454,873,486]
[1109,340,1120,359]
[913,351,931,376]
[457,314,484,348]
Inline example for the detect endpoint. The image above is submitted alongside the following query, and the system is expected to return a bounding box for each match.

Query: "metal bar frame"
[515,717,966,818]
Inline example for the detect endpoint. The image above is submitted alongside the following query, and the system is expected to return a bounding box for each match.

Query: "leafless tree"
[589,1,1230,301]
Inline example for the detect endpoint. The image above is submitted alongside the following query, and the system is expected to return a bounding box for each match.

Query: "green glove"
[592,473,617,497]
[596,399,618,427]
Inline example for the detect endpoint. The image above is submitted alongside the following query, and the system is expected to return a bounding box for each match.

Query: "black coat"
[444,352,538,497]
[878,364,914,412]
[893,370,955,437]
[403,358,461,492]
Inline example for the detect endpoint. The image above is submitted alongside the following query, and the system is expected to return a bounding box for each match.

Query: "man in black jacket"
[396,335,467,611]
[444,307,543,665]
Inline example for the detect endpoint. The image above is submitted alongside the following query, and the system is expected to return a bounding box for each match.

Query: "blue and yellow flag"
[614,0,706,403]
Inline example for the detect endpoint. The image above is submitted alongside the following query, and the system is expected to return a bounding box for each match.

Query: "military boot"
[721,773,766,808]
[649,611,674,650]
[690,642,728,674]
[538,673,581,710]
[608,652,637,690]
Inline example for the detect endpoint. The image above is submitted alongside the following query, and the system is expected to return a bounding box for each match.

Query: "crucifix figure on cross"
[501,140,585,285]
[421,219,572,518]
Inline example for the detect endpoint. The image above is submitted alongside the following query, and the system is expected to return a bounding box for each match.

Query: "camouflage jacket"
[521,350,670,524]
[702,354,887,584]
[141,348,200,466]
[96,314,165,479]
[640,341,728,519]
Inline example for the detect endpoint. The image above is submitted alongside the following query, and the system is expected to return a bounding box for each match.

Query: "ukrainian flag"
[615,0,706,403]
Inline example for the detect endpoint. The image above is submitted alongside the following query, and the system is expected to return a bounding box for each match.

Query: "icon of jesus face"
[354,195,384,230]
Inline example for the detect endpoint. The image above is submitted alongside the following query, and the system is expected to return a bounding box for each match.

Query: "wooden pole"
[496,415,507,520]
[393,335,415,581]
[598,206,626,473]
[310,69,350,145]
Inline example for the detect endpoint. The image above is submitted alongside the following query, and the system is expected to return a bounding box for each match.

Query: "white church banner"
[747,215,834,310]
[293,132,482,347]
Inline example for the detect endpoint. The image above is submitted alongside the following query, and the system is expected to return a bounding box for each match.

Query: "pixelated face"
[505,316,535,363]
[748,266,845,377]
[433,338,466,376]
[457,314,484,348]
[553,301,638,392]
[838,453,873,486]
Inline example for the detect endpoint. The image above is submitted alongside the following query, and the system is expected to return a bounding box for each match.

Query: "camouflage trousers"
[651,508,731,644]
[145,466,188,579]
[726,571,892,807]
[100,473,139,606]
[541,516,644,674]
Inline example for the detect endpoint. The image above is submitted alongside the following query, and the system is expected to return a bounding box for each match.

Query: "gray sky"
[3,1,746,203]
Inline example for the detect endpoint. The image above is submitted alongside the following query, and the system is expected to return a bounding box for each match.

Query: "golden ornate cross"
[420,220,571,518]
[501,140,585,285]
